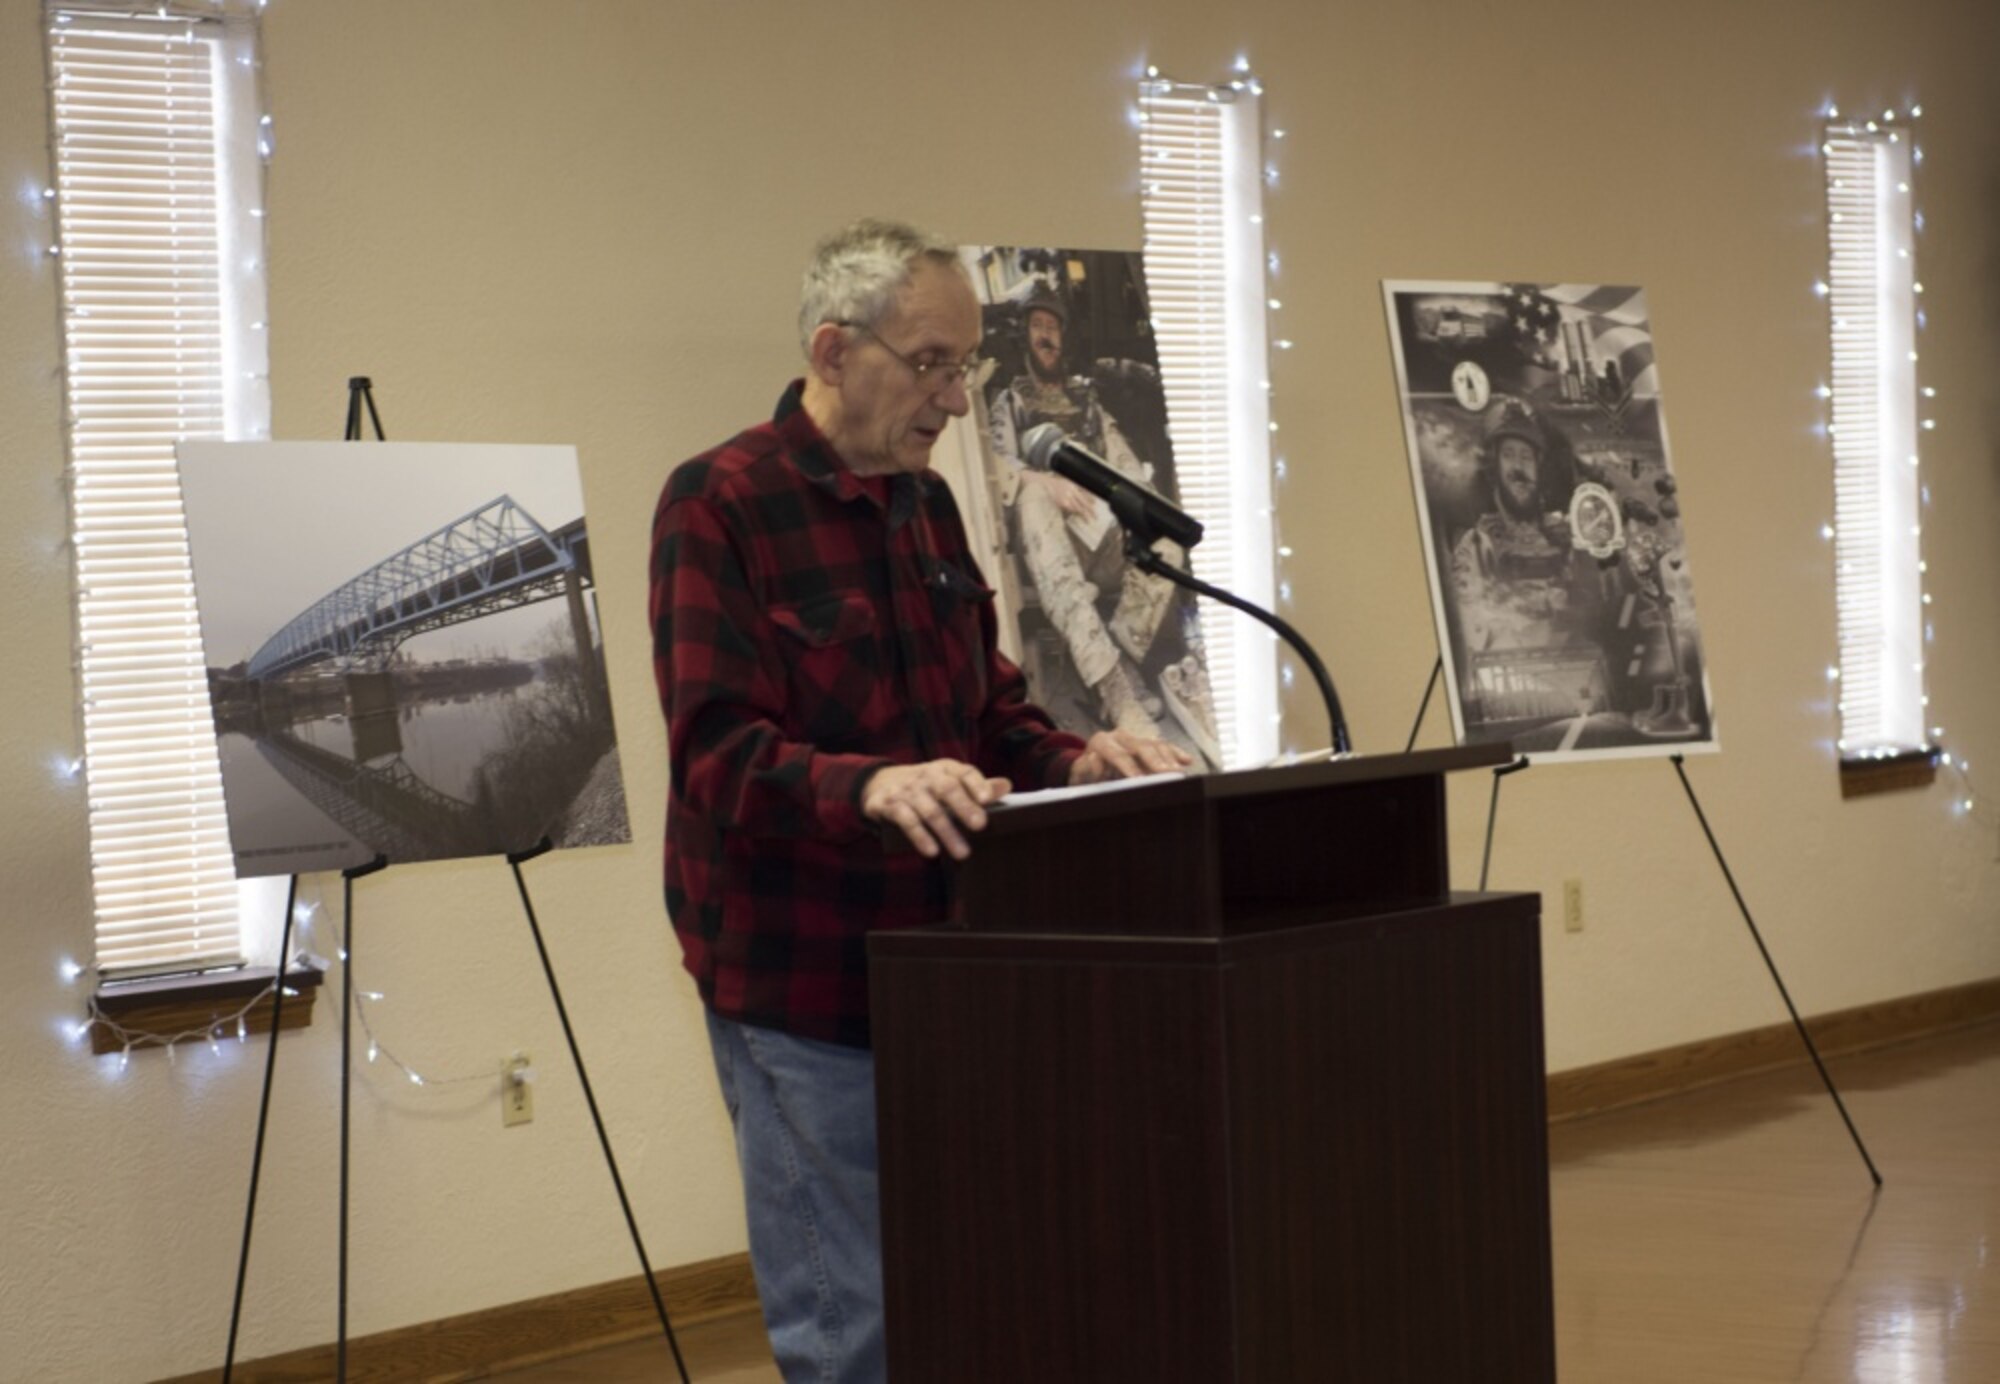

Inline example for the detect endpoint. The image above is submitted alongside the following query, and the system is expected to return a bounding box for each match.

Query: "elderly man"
[650,219,1188,1383]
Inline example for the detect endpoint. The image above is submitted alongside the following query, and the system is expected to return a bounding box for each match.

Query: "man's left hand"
[1068,730,1194,786]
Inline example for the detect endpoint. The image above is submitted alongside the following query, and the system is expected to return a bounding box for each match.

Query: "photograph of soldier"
[960,246,1223,769]
[1384,282,1717,761]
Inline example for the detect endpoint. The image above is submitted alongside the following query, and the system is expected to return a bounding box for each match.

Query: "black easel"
[343,374,385,443]
[222,381,690,1383]
[1402,653,1528,890]
[1669,754,1883,1186]
[508,838,690,1381]
[222,875,301,1384]
[337,852,387,1381]
[1425,653,1886,1184]
[1479,755,1532,891]
[1405,656,1442,755]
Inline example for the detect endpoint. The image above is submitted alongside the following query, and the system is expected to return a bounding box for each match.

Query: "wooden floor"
[501,1019,2000,1382]
[1549,1018,1999,1383]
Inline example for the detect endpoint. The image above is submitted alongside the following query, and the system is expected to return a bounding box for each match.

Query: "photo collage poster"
[1383,282,1717,761]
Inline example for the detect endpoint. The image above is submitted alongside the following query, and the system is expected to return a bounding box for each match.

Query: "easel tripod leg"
[1406,655,1442,754]
[222,875,300,1383]
[336,853,386,1381]
[1670,755,1883,1187]
[507,842,691,1384]
[338,872,354,1380]
[343,376,385,442]
[1479,756,1531,892]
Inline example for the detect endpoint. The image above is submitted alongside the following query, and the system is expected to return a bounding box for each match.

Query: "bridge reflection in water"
[255,726,487,866]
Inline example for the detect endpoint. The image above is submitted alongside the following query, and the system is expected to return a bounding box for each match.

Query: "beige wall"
[3,1,1997,1378]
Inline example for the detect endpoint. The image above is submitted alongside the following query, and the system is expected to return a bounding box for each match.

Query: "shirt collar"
[773,378,917,523]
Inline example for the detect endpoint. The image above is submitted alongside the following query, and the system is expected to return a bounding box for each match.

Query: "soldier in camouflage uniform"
[987,281,1180,739]
[1450,396,1594,652]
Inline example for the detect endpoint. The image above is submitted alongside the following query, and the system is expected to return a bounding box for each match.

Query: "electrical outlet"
[503,1053,533,1127]
[1562,878,1585,933]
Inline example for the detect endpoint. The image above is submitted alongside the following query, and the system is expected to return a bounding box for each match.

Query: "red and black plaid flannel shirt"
[651,382,1084,1047]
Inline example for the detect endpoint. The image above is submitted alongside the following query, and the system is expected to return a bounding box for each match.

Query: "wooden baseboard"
[152,1250,757,1384]
[1547,975,2000,1121]
[156,978,2000,1381]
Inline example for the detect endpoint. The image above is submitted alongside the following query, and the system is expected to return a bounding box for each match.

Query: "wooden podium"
[868,744,1555,1382]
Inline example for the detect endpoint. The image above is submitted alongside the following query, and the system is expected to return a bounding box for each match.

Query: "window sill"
[91,962,326,1056]
[1839,748,1939,800]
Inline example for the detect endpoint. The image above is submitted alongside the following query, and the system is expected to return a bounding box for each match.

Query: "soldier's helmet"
[1018,277,1068,327]
[1482,396,1544,456]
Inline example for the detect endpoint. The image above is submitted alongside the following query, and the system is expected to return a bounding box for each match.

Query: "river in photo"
[217,681,537,875]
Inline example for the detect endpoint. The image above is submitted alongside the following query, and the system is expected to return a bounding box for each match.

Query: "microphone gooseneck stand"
[1031,422,1350,754]
[1119,524,1352,756]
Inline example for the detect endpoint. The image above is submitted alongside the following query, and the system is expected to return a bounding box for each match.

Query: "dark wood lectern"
[868,745,1555,1382]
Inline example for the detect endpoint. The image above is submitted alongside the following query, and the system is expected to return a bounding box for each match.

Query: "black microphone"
[1020,423,1205,551]
[1023,427,1349,751]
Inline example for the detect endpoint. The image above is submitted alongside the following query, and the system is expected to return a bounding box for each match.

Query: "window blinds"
[47,3,267,974]
[1138,80,1278,767]
[1822,124,1925,758]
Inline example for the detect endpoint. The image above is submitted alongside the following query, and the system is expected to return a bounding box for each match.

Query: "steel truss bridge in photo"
[246,495,592,680]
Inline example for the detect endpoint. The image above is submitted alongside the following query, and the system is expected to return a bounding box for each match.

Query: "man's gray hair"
[798,218,963,357]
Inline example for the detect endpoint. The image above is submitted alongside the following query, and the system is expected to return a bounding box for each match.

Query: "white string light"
[344,983,496,1090]
[69,964,284,1058]
[289,891,510,1091]
[70,968,524,1096]
[55,883,330,1057]
[64,880,513,1093]
[1935,741,1999,834]
[1258,71,1306,754]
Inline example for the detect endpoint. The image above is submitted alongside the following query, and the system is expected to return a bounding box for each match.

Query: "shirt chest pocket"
[767,592,885,746]
[926,559,992,720]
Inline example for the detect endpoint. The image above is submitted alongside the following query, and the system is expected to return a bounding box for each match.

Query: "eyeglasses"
[839,321,981,391]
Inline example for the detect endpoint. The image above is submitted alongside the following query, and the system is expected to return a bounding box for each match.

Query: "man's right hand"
[862,759,1011,861]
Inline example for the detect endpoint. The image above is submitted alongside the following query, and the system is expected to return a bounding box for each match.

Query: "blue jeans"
[704,1010,886,1384]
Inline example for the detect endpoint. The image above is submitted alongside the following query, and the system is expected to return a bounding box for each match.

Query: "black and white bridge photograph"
[177,441,630,877]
